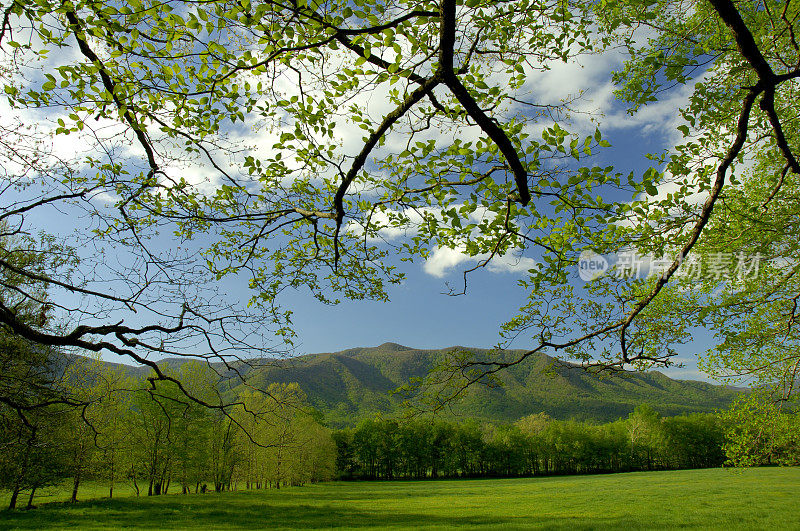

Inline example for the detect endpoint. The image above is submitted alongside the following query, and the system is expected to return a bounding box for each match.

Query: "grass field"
[1,468,799,529]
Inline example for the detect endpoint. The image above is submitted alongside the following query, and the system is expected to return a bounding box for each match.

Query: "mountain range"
[108,343,740,427]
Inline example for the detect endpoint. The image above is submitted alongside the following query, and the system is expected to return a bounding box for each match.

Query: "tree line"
[332,406,728,480]
[0,355,336,510]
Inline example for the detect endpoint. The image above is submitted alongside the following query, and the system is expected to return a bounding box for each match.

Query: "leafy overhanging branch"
[438,0,800,397]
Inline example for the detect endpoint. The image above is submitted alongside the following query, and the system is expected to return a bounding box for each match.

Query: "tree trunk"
[10,437,33,510]
[109,453,115,499]
[26,486,37,509]
[71,469,82,502]
[8,487,20,510]
[161,463,171,495]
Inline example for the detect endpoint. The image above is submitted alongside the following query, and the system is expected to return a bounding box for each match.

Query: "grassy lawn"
[1,467,799,529]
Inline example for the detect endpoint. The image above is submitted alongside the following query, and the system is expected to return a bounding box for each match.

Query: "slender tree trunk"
[8,487,20,510]
[71,468,82,502]
[109,452,115,499]
[10,437,33,510]
[26,486,37,509]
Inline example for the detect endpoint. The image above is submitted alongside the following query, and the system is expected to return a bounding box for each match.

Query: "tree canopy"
[0,0,798,409]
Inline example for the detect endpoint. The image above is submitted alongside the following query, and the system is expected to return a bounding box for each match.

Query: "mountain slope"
[125,343,738,426]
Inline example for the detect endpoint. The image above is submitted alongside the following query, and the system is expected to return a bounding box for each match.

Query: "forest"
[333,409,727,480]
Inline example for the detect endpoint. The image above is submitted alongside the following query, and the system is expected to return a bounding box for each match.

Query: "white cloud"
[525,53,623,109]
[423,245,474,277]
[503,43,706,146]
[423,244,538,278]
[486,251,540,274]
[603,77,703,147]
[347,204,538,278]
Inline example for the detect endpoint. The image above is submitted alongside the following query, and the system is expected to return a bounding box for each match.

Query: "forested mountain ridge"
[110,343,740,427]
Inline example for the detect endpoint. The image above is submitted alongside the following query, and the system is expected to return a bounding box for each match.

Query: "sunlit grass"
[2,468,799,529]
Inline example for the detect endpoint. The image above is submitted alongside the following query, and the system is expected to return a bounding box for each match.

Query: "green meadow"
[2,467,799,529]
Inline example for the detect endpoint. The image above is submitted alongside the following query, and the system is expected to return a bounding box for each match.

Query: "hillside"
[117,343,739,427]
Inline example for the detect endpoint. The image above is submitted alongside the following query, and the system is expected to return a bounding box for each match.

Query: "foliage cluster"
[332,406,725,480]
[0,359,335,510]
[719,390,800,467]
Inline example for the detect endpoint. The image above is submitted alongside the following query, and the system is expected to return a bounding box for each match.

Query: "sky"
[1,16,721,383]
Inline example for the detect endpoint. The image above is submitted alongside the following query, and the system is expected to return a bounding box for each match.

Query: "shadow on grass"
[2,500,496,529]
[0,496,658,530]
